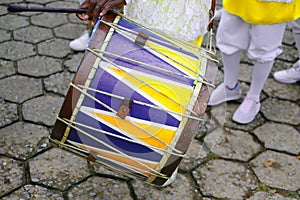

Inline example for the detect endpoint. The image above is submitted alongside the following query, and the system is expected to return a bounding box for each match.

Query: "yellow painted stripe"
[110,68,187,114]
[75,143,157,177]
[132,74,192,106]
[146,40,200,77]
[92,112,176,150]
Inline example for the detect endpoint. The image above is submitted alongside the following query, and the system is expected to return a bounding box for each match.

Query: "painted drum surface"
[50,12,217,187]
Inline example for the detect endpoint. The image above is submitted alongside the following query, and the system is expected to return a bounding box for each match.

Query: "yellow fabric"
[223,0,300,24]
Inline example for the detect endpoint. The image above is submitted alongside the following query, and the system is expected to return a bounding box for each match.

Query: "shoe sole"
[274,78,300,84]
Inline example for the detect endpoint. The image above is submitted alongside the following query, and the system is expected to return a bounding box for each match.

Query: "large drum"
[50,12,217,187]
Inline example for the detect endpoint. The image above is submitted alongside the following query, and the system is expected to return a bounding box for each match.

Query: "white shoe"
[232,97,260,124]
[69,30,90,51]
[273,60,300,83]
[208,83,242,106]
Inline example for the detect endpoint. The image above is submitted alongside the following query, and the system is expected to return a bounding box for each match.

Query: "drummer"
[208,0,300,124]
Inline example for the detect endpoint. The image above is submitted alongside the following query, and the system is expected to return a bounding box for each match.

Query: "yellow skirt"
[223,0,300,24]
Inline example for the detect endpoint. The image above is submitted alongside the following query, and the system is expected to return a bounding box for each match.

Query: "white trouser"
[216,10,286,63]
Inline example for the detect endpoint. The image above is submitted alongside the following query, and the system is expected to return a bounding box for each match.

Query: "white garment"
[216,10,286,63]
[124,0,211,41]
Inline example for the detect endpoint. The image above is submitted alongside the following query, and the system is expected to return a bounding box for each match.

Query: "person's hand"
[78,0,126,22]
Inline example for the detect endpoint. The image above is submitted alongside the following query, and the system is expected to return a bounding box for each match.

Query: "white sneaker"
[273,60,300,83]
[69,30,90,51]
[232,97,260,124]
[208,83,242,106]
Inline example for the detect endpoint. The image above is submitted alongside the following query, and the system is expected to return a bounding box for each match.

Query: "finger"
[93,0,107,21]
[100,0,126,16]
[75,3,88,20]
[87,0,98,20]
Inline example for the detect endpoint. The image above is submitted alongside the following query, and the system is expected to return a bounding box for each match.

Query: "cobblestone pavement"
[0,0,299,199]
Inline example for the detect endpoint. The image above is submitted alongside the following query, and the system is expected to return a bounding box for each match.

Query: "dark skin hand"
[77,0,126,23]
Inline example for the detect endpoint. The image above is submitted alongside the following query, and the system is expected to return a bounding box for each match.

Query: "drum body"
[50,12,217,187]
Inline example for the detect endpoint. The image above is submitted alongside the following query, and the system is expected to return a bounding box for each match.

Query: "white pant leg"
[216,10,250,55]
[248,23,286,63]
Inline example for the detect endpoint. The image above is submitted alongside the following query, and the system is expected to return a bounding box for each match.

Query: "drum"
[50,12,218,187]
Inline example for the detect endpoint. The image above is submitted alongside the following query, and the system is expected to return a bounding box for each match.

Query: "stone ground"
[0,0,299,199]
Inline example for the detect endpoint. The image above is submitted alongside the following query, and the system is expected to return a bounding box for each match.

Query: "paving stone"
[211,68,224,86]
[238,63,253,83]
[0,75,43,103]
[22,95,64,126]
[29,148,90,190]
[179,140,209,172]
[54,23,87,40]
[68,13,86,24]
[38,38,71,58]
[26,0,57,4]
[247,191,298,200]
[277,45,298,63]
[0,59,15,79]
[93,164,130,180]
[1,0,23,4]
[31,13,68,28]
[0,157,24,197]
[250,151,300,191]
[196,112,217,139]
[283,29,295,46]
[2,184,64,200]
[13,26,53,44]
[17,56,62,77]
[0,99,18,128]
[0,41,35,61]
[204,128,262,162]
[0,122,49,160]
[44,71,74,96]
[67,176,132,200]
[0,30,11,42]
[0,5,8,16]
[254,123,300,155]
[46,1,78,8]
[272,59,294,73]
[132,173,201,200]
[261,98,300,125]
[64,53,83,73]
[193,159,258,199]
[264,79,300,102]
[0,15,29,31]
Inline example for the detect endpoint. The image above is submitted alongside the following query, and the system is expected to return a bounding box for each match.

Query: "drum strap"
[208,0,216,32]
[117,98,134,119]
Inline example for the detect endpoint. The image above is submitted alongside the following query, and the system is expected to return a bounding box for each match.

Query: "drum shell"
[50,12,217,186]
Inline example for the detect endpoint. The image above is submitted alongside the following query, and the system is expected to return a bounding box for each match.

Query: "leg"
[208,11,249,106]
[233,23,286,124]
